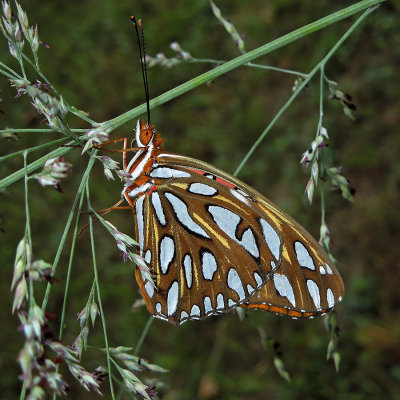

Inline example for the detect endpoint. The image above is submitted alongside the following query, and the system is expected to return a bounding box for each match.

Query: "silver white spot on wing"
[325,263,333,275]
[247,284,256,295]
[135,196,145,256]
[230,188,249,205]
[227,268,245,301]
[150,167,190,179]
[306,279,321,309]
[237,189,252,199]
[204,296,213,313]
[273,273,296,307]
[144,249,152,264]
[228,299,235,307]
[319,265,326,275]
[165,192,210,238]
[156,303,162,313]
[240,228,259,258]
[295,241,315,270]
[216,293,224,309]
[327,288,335,308]
[180,310,189,320]
[201,251,218,280]
[190,304,201,317]
[208,205,239,235]
[208,205,259,258]
[144,281,154,298]
[188,182,217,196]
[259,218,281,260]
[160,236,175,274]
[151,192,167,226]
[183,254,193,288]
[167,281,179,316]
[254,272,263,287]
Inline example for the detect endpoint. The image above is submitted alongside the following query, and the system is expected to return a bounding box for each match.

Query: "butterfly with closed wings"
[119,119,344,325]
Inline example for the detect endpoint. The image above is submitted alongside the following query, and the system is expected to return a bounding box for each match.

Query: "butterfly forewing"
[134,160,282,324]
[132,151,344,324]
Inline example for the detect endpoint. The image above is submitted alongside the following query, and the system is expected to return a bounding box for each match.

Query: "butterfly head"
[135,119,163,148]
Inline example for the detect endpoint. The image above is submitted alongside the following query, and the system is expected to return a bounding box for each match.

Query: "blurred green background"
[1,0,399,399]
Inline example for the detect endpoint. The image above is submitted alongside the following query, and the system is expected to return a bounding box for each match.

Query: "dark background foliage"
[1,1,399,399]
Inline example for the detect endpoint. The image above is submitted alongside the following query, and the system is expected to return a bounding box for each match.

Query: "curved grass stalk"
[100,0,384,132]
[41,156,96,310]
[0,143,74,190]
[0,138,68,162]
[0,128,87,134]
[233,5,377,176]
[86,182,116,399]
[182,57,308,77]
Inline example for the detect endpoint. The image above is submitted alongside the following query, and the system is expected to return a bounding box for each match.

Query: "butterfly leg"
[78,199,135,235]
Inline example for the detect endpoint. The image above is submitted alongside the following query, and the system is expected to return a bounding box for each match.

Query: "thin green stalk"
[17,52,27,79]
[23,152,35,310]
[41,156,96,310]
[0,60,22,78]
[0,128,87,134]
[19,380,27,400]
[133,317,154,357]
[318,65,326,180]
[108,357,124,385]
[57,188,86,340]
[23,153,32,245]
[233,6,376,176]
[318,66,327,236]
[0,138,68,162]
[187,57,308,77]
[100,0,384,132]
[23,153,36,400]
[246,62,308,77]
[0,67,18,79]
[0,143,73,190]
[320,182,326,227]
[86,182,116,399]
[67,107,97,125]
[317,66,325,136]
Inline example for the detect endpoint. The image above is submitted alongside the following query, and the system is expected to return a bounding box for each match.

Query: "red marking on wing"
[189,169,235,188]
[190,169,205,176]
[216,177,234,188]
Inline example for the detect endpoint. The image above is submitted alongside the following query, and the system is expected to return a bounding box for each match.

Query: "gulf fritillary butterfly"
[119,119,344,325]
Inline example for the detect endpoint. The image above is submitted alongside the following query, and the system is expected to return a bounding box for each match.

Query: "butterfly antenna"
[130,16,151,125]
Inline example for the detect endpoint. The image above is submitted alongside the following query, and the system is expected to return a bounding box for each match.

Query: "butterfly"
[119,119,344,325]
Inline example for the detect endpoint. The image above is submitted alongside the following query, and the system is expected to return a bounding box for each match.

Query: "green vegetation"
[1,0,398,399]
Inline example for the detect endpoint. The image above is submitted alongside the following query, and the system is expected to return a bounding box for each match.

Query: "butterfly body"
[121,120,344,325]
